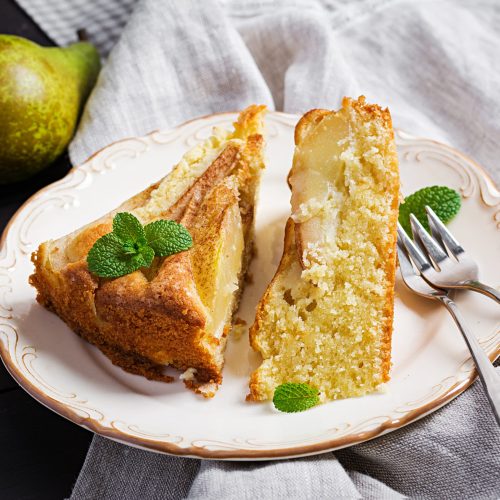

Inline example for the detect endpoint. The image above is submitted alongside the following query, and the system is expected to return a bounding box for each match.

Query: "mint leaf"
[87,233,145,278]
[399,186,461,236]
[132,244,155,269]
[122,240,139,255]
[113,212,146,245]
[273,383,320,413]
[144,220,193,257]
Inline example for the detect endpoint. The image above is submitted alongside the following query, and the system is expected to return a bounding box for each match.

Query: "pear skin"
[0,35,101,184]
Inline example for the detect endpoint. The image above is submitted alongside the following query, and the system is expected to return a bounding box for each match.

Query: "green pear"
[0,35,101,184]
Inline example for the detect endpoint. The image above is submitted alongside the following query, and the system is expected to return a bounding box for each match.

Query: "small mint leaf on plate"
[399,185,461,236]
[113,212,146,244]
[144,220,193,257]
[273,383,320,413]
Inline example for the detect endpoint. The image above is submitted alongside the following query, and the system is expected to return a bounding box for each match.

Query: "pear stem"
[77,29,88,42]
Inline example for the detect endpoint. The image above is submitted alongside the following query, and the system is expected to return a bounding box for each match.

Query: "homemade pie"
[30,105,266,397]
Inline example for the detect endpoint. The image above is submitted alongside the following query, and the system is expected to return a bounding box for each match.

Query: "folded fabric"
[16,0,500,498]
[69,372,499,499]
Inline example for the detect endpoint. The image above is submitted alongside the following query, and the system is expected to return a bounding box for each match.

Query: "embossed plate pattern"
[0,112,499,459]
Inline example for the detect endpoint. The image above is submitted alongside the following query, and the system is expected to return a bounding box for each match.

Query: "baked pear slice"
[30,105,266,397]
[248,97,399,403]
[289,108,349,268]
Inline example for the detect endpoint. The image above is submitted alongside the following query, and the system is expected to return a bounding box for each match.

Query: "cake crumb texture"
[248,96,399,402]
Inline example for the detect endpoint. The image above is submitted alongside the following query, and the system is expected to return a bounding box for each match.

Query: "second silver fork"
[397,235,500,426]
[406,206,500,304]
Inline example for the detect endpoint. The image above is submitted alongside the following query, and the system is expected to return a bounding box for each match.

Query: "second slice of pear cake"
[31,105,266,397]
[248,97,399,402]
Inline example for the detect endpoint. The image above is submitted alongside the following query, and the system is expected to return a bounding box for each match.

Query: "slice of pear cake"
[248,97,399,403]
[31,105,266,397]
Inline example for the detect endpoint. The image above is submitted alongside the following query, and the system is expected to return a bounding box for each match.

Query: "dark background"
[0,2,93,499]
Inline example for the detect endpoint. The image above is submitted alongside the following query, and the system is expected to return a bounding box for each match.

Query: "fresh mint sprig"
[87,212,192,278]
[273,383,320,413]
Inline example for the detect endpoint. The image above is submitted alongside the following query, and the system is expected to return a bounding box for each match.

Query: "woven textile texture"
[15,1,500,498]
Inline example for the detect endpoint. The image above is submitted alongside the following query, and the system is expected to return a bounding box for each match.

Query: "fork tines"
[397,221,431,274]
[424,206,464,259]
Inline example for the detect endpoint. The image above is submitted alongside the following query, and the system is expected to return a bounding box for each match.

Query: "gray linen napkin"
[16,0,500,498]
[69,378,499,499]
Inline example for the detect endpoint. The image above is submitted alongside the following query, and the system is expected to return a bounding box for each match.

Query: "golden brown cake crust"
[30,105,266,395]
[248,218,296,400]
[293,109,330,147]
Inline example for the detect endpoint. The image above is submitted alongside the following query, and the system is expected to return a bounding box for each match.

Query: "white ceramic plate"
[1,112,499,459]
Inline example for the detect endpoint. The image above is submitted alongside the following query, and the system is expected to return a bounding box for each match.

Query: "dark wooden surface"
[0,2,93,499]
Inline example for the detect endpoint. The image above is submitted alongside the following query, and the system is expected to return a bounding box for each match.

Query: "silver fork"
[396,235,500,426]
[406,206,500,304]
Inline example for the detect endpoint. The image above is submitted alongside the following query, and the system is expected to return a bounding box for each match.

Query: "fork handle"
[461,280,500,304]
[439,295,500,426]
